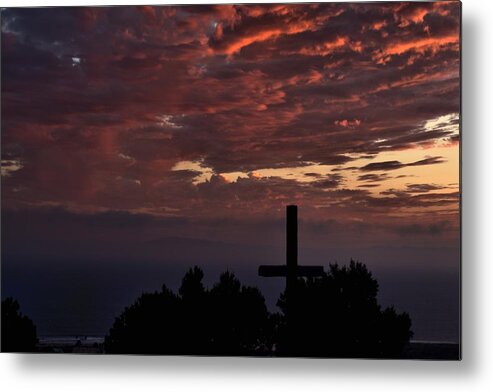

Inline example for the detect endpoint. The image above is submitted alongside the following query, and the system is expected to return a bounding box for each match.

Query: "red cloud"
[1,3,460,228]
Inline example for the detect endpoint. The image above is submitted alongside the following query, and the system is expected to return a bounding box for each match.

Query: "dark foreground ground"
[35,337,460,359]
[401,342,460,360]
[37,336,105,354]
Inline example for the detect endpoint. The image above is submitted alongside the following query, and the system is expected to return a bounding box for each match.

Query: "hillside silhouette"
[105,261,413,357]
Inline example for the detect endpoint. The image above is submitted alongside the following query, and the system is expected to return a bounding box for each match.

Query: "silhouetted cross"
[258,205,324,300]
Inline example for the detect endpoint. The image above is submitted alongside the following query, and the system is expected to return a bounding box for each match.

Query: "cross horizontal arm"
[258,265,324,277]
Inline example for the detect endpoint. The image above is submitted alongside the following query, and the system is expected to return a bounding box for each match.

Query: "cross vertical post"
[286,205,298,299]
[258,205,324,322]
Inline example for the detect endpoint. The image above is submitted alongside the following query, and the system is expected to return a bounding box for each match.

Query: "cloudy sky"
[1,2,460,338]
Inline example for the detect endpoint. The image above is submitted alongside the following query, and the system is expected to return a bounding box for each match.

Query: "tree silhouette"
[104,286,182,354]
[104,267,271,355]
[104,262,412,357]
[1,297,38,352]
[275,260,413,357]
[207,271,271,355]
[178,266,210,354]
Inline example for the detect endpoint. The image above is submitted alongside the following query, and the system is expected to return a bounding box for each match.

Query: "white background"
[0,0,490,391]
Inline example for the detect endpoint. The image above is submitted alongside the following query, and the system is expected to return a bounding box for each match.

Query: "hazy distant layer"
[2,231,459,342]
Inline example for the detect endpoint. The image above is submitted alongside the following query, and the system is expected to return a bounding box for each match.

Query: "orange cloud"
[217,28,284,56]
[212,21,319,56]
[335,119,362,128]
[374,35,458,64]
[372,20,387,31]
[295,36,349,56]
[386,36,458,56]
[214,23,224,40]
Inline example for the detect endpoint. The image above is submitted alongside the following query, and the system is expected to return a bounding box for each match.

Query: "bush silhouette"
[1,297,38,352]
[275,260,413,357]
[105,267,271,355]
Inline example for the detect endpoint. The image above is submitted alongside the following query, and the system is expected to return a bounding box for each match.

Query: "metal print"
[1,2,461,359]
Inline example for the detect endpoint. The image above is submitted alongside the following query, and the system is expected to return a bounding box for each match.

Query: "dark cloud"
[310,174,343,189]
[367,191,459,208]
[379,183,449,197]
[304,172,322,178]
[360,156,446,171]
[395,221,452,236]
[407,156,446,167]
[360,161,405,171]
[1,3,459,247]
[357,173,390,182]
[405,183,447,193]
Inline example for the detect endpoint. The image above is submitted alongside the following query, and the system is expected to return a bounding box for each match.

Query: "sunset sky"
[1,2,460,340]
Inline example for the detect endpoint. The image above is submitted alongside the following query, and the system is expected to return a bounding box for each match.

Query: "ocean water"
[2,257,460,343]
